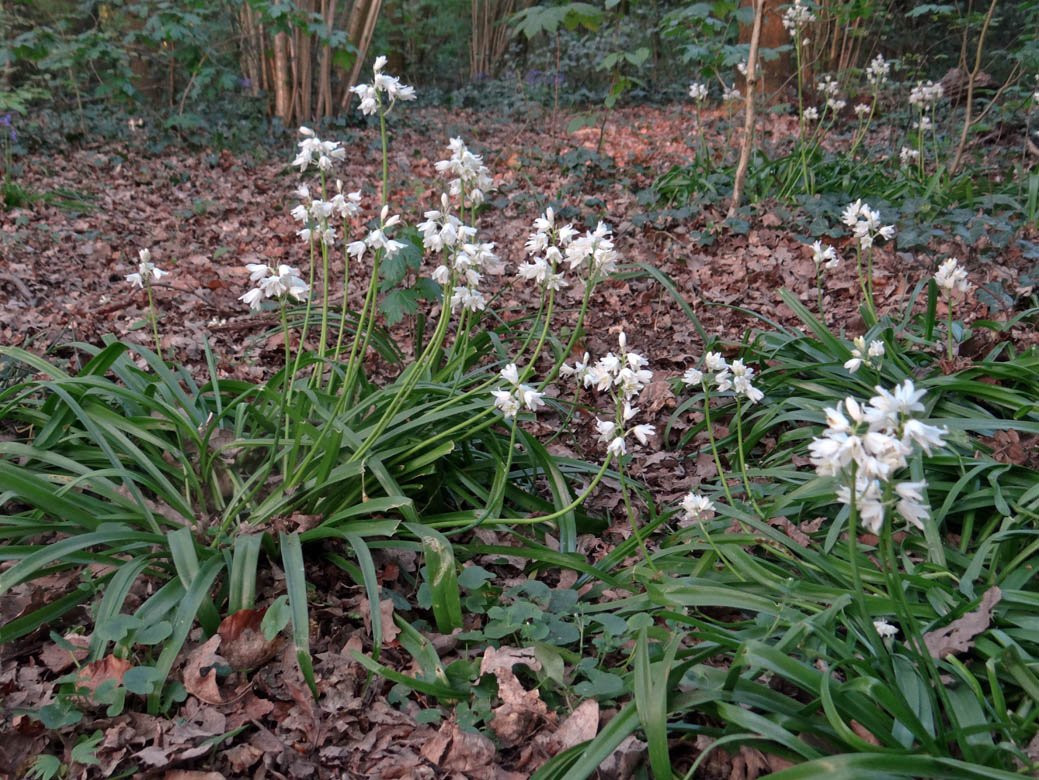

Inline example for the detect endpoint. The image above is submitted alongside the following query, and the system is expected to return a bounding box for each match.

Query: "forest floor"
[1,104,1036,779]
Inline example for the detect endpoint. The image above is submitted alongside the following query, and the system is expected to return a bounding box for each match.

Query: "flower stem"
[145,282,163,363]
[702,382,736,509]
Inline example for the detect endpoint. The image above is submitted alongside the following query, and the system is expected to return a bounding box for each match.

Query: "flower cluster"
[419,196,500,313]
[723,85,742,102]
[817,75,839,98]
[934,258,971,296]
[808,380,948,534]
[688,82,709,102]
[782,0,816,33]
[240,263,310,310]
[803,106,819,122]
[347,205,407,264]
[291,127,346,173]
[491,363,544,420]
[865,55,890,90]
[350,55,416,116]
[909,80,944,109]
[435,137,495,208]
[853,103,871,118]
[899,146,920,166]
[562,332,655,458]
[811,241,840,269]
[682,351,764,404]
[841,199,895,250]
[291,180,362,247]
[126,248,168,288]
[844,335,884,373]
[680,492,716,525]
[517,208,618,293]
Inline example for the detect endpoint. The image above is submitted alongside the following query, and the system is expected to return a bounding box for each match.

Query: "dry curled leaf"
[183,634,225,704]
[479,646,548,747]
[924,586,1001,659]
[218,608,282,671]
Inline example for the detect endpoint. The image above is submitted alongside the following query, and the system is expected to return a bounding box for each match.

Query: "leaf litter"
[1,104,1036,778]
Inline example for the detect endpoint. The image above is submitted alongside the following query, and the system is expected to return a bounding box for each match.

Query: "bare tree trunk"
[470,0,524,81]
[273,31,292,123]
[730,0,764,217]
[340,0,384,110]
[949,0,997,175]
[298,0,313,122]
[239,5,262,97]
[316,0,337,117]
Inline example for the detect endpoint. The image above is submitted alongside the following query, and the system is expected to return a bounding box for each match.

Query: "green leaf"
[280,532,318,698]
[262,595,291,640]
[406,523,463,632]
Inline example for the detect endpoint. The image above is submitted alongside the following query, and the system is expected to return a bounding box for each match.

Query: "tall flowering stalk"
[682,351,765,518]
[841,199,895,322]
[562,332,657,565]
[934,258,971,360]
[783,0,816,192]
[126,248,169,361]
[808,379,949,672]
[908,80,944,177]
[810,240,839,314]
[849,55,891,158]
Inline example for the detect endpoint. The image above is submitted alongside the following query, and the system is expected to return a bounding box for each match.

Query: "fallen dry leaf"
[218,607,282,671]
[924,586,1002,659]
[75,655,132,696]
[183,634,225,704]
[536,698,599,753]
[479,645,548,747]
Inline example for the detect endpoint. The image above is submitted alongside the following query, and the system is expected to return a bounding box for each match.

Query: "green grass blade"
[280,531,318,698]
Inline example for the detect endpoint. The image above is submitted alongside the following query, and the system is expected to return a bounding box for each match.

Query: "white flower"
[723,85,742,102]
[909,80,944,109]
[854,103,871,118]
[688,82,709,102]
[934,258,971,296]
[844,336,884,373]
[827,98,846,112]
[596,418,617,442]
[811,240,839,269]
[803,106,819,121]
[631,424,655,446]
[873,619,898,638]
[810,380,948,534]
[817,74,839,98]
[291,127,346,172]
[239,287,264,311]
[900,418,947,455]
[126,250,168,288]
[606,436,627,458]
[350,55,416,116]
[492,389,521,420]
[704,352,727,372]
[866,55,890,89]
[915,116,932,132]
[899,146,920,166]
[894,480,930,530]
[680,492,716,523]
[492,363,544,419]
[240,263,309,309]
[842,199,894,251]
[683,367,704,386]
[782,0,815,33]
